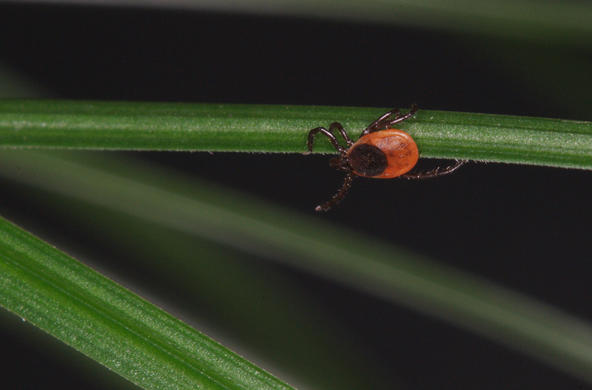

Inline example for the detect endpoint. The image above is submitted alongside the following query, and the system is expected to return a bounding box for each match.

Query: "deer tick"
[307,105,464,211]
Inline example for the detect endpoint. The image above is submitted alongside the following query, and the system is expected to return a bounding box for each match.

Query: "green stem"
[1,99,591,169]
[0,215,294,390]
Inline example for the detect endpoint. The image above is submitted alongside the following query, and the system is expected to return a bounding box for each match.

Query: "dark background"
[1,2,592,389]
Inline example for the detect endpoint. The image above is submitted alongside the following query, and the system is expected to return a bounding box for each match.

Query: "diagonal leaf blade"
[2,150,592,383]
[0,215,294,390]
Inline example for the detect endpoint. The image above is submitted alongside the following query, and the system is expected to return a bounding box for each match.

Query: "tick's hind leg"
[401,159,465,180]
[362,104,418,136]
[315,172,355,212]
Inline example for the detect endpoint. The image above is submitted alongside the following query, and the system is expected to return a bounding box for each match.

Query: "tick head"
[329,155,351,172]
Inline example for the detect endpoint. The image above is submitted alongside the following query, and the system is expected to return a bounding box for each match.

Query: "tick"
[307,105,464,212]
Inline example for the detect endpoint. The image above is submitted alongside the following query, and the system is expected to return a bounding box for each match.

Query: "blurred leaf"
[1,150,592,384]
[16,193,388,390]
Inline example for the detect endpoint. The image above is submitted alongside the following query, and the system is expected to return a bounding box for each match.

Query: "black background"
[1,3,592,389]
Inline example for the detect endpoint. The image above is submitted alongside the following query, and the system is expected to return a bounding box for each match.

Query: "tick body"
[307,105,464,212]
[347,129,418,178]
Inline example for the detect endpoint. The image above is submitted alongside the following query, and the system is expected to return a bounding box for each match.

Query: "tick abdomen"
[347,129,419,178]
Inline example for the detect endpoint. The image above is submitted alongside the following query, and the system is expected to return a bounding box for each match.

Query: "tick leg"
[401,159,465,180]
[362,104,418,136]
[329,122,354,146]
[307,127,346,153]
[389,103,418,127]
[315,172,355,212]
[362,108,401,136]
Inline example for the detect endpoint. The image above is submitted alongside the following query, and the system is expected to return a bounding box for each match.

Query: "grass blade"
[1,150,592,383]
[1,99,591,169]
[9,194,385,389]
[0,214,294,390]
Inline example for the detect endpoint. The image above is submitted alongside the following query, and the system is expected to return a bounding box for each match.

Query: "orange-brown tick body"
[307,105,464,212]
[347,129,419,179]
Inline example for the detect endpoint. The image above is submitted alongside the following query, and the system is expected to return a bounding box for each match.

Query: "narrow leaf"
[1,100,591,169]
[0,215,294,390]
[2,150,592,384]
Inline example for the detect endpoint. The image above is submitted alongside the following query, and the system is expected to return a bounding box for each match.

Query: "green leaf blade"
[411,110,592,168]
[0,216,294,390]
[1,99,592,169]
[4,150,592,384]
